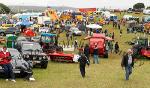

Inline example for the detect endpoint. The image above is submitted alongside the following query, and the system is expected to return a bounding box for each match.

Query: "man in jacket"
[93,44,99,64]
[78,51,89,78]
[84,44,90,64]
[115,42,119,54]
[0,46,16,82]
[121,49,135,80]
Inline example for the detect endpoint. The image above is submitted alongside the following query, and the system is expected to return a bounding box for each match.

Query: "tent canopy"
[41,33,56,37]
[86,24,102,29]
[16,21,33,26]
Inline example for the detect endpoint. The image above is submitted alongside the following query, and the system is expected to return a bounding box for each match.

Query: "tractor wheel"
[0,32,5,36]
[41,61,48,69]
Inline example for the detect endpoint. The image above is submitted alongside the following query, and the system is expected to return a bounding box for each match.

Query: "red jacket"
[0,51,12,64]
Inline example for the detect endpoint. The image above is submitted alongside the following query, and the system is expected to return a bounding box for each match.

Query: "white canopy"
[86,24,102,29]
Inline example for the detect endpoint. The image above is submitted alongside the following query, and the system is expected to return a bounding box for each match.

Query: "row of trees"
[133,3,149,10]
[0,3,11,14]
[0,3,149,14]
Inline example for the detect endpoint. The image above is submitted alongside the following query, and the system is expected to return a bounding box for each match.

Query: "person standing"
[0,46,16,82]
[109,41,113,53]
[93,44,99,64]
[120,30,122,37]
[121,49,135,80]
[74,38,78,50]
[84,44,90,64]
[112,32,115,40]
[114,42,119,54]
[66,32,69,40]
[118,22,121,30]
[78,52,89,78]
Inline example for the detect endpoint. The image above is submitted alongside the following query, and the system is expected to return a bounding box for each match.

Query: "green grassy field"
[0,12,150,88]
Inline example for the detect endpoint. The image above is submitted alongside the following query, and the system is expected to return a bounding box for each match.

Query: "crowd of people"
[0,10,141,82]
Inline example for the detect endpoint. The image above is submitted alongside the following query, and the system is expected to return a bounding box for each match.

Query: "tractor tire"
[41,61,48,69]
[0,32,5,36]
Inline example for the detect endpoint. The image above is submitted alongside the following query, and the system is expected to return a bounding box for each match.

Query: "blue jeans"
[2,63,15,79]
[125,65,132,80]
[93,55,99,64]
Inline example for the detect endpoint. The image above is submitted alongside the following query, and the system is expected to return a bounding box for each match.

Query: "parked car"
[16,41,48,69]
[143,9,150,15]
[69,27,82,36]
[39,27,50,33]
[110,14,117,21]
[15,36,28,48]
[142,16,150,23]
[127,8,133,13]
[31,36,41,42]
[0,48,35,81]
[0,27,20,36]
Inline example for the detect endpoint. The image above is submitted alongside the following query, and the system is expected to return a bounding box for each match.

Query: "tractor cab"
[85,33,112,58]
[40,33,59,53]
[132,37,150,59]
[126,20,143,33]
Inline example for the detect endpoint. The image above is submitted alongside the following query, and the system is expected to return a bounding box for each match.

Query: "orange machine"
[45,7,58,21]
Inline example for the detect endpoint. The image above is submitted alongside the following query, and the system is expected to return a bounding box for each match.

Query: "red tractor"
[141,47,150,58]
[132,37,150,59]
[85,33,112,58]
[48,46,79,63]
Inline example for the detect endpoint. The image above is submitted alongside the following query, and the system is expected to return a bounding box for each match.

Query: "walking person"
[120,29,122,37]
[109,41,113,53]
[114,42,119,54]
[112,32,115,40]
[118,22,121,30]
[84,44,90,64]
[93,44,99,64]
[78,51,90,78]
[74,38,78,51]
[121,49,135,80]
[0,46,16,82]
[66,31,69,40]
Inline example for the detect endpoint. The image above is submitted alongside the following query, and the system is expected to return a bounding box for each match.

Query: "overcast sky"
[0,0,149,9]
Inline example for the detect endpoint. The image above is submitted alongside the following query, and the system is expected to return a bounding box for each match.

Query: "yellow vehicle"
[0,26,8,30]
[144,23,150,33]
[0,24,15,29]
[99,18,105,25]
[59,13,71,21]
[76,15,83,21]
[45,8,59,21]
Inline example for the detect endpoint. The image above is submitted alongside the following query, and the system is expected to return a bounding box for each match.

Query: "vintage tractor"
[85,33,112,58]
[39,33,63,54]
[132,37,150,59]
[48,46,79,63]
[127,20,143,33]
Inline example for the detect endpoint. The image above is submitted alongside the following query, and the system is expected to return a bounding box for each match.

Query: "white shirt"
[128,55,132,65]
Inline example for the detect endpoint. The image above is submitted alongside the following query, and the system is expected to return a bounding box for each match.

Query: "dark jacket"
[84,46,90,56]
[121,54,134,67]
[78,54,89,67]
[93,48,99,55]
[115,43,119,50]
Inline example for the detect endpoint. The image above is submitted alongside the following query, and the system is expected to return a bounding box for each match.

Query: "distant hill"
[8,5,77,13]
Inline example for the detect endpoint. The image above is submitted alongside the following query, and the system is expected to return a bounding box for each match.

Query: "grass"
[0,13,150,88]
